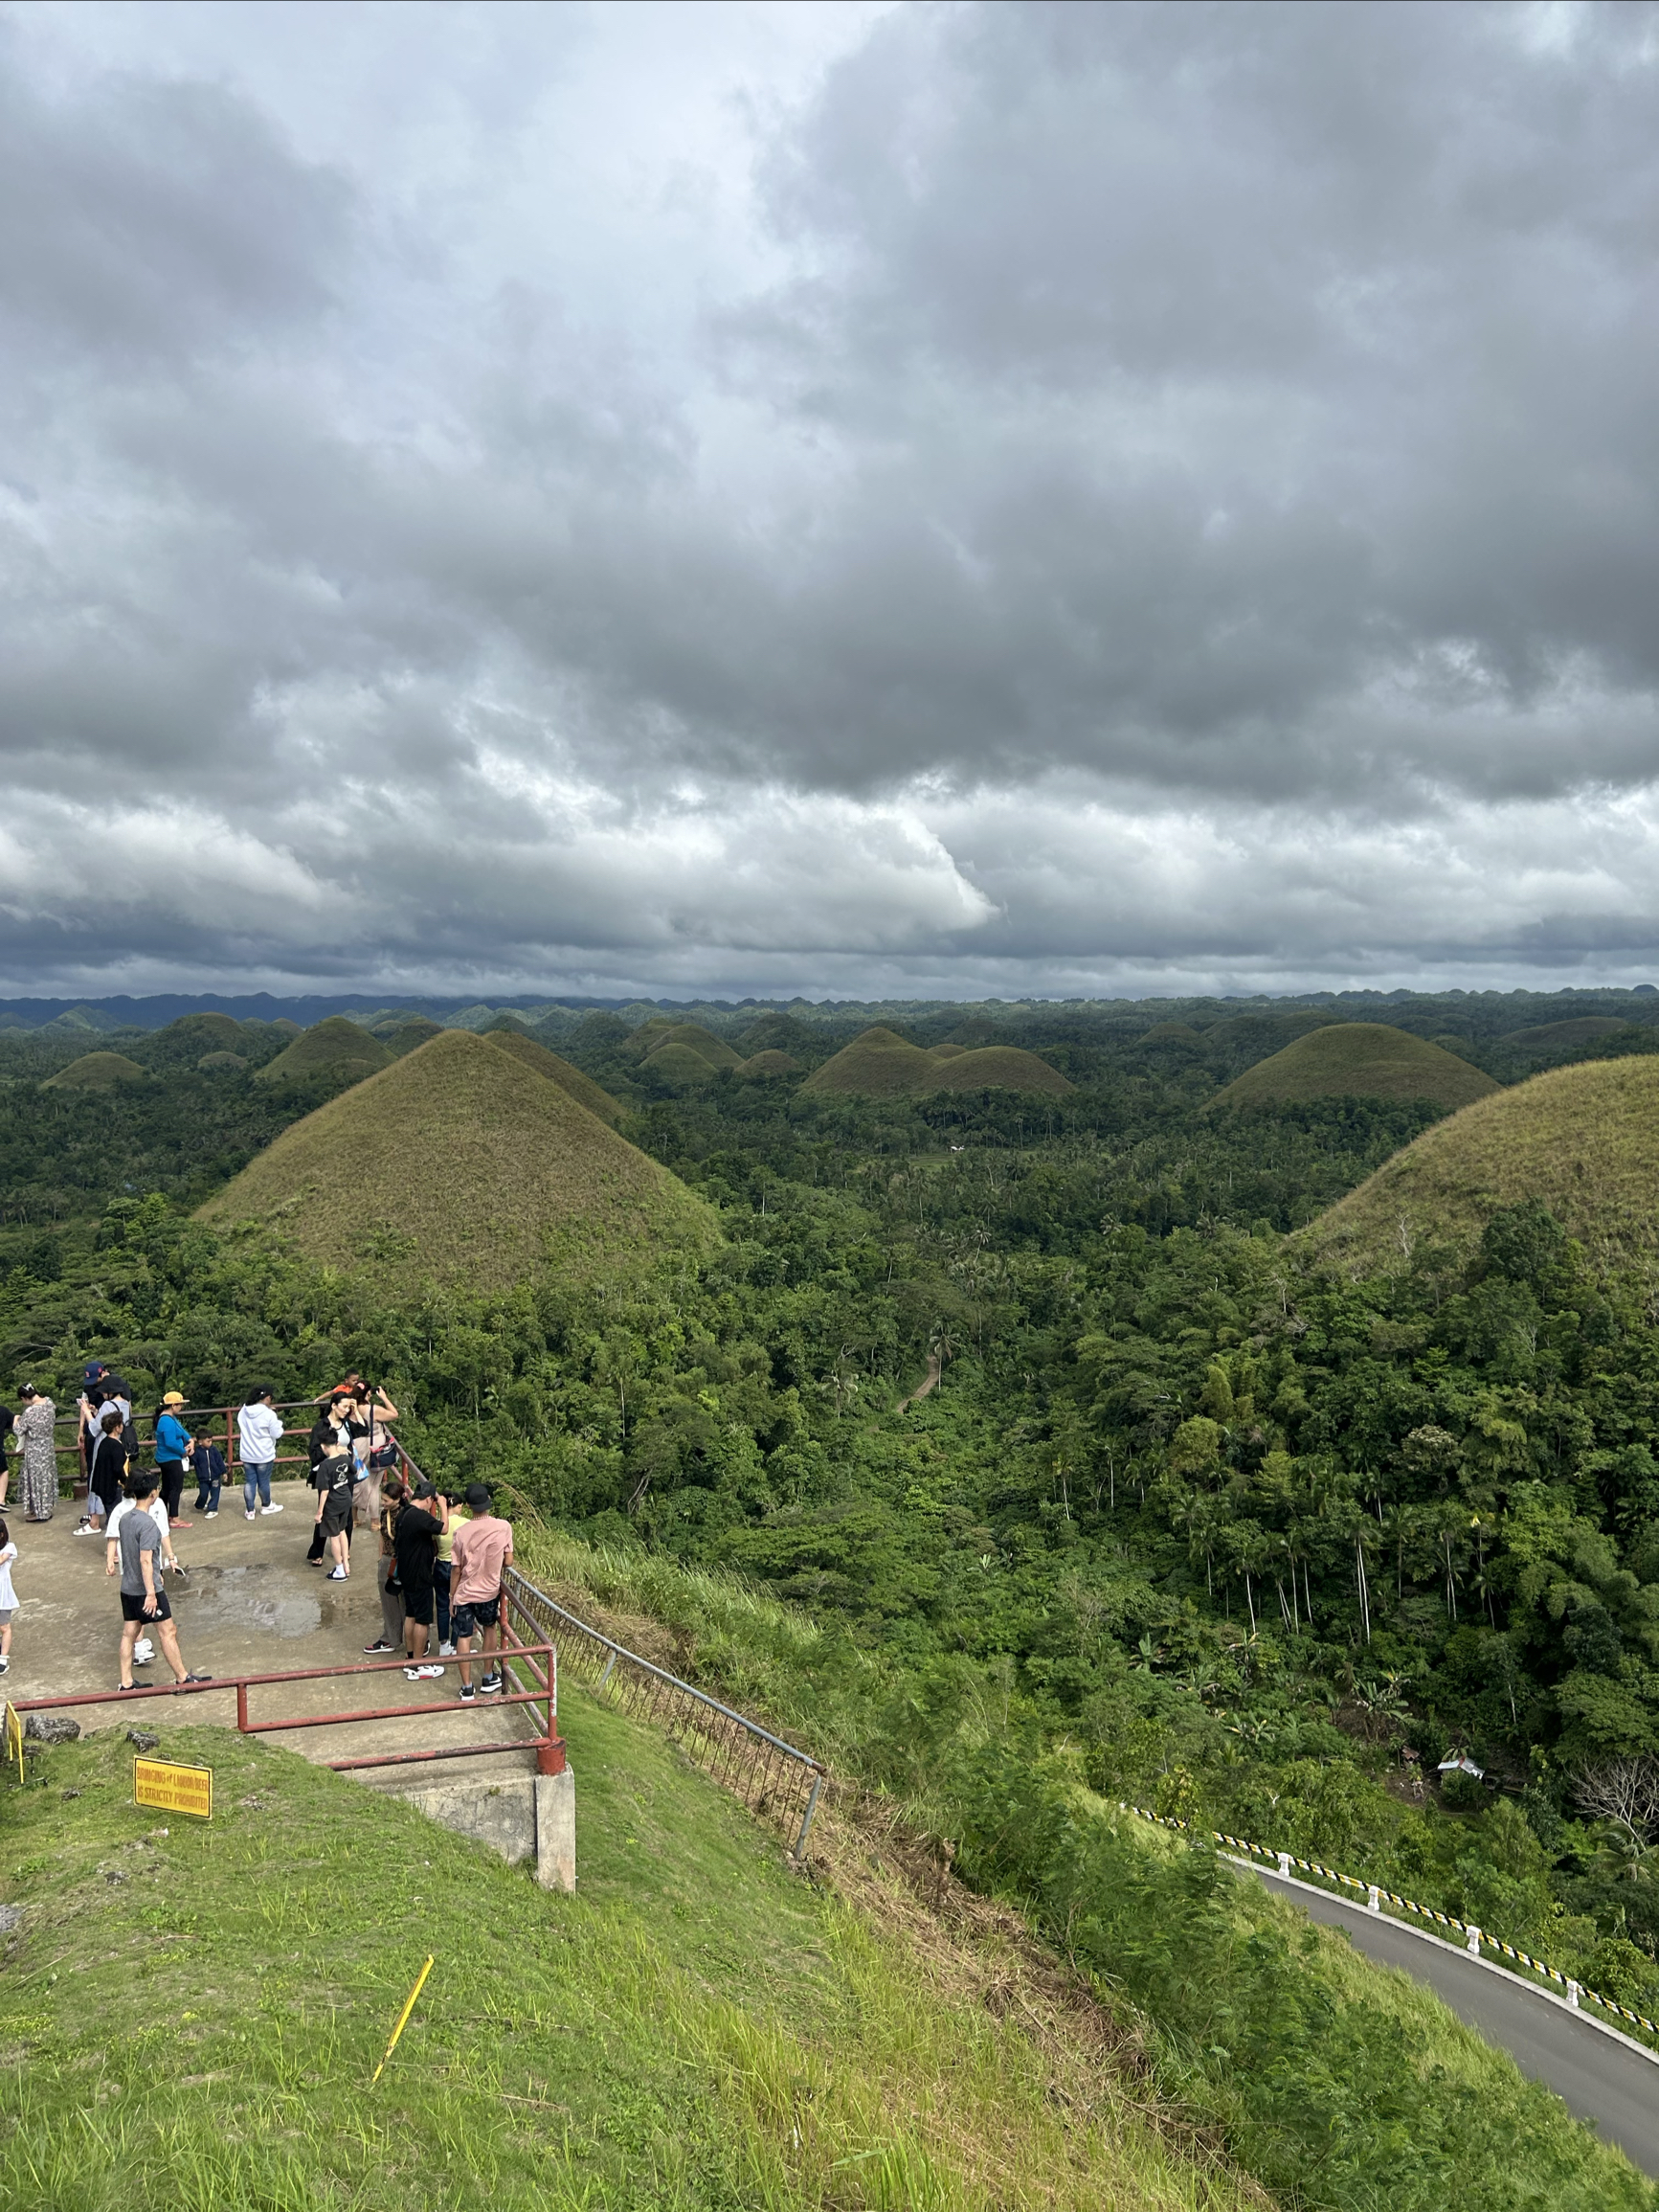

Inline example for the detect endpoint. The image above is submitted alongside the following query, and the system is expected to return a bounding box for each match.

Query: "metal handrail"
[11,1643,564,1776]
[503,1563,824,1857]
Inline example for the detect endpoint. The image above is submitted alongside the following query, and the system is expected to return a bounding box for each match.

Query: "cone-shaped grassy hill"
[802,1027,1074,1100]
[198,1028,718,1292]
[482,1027,624,1124]
[253,1016,392,1092]
[630,1021,742,1071]
[42,1050,147,1090]
[1210,1024,1498,1113]
[1306,1056,1659,1278]
[642,1042,722,1087]
[737,1050,800,1078]
[386,1016,445,1056]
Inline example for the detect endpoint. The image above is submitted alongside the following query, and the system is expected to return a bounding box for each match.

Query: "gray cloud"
[1,1,1658,997]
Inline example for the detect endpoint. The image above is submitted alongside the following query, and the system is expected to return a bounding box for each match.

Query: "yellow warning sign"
[134,1757,213,1819]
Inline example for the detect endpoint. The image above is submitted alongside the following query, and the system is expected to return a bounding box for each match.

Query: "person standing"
[311,1420,356,1582]
[108,1469,209,1693]
[191,1435,226,1519]
[434,1487,465,1657]
[153,1393,193,1527]
[355,1386,398,1531]
[363,1471,407,1656]
[78,1364,108,1496]
[0,1516,18,1675]
[107,1476,179,1671]
[450,1484,513,1703]
[13,1386,57,1523]
[237,1389,286,1519]
[78,1408,128,1535]
[394,1481,445,1679]
[306,1394,355,1566]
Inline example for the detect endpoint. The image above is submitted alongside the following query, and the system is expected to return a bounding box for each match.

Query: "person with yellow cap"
[152,1392,194,1528]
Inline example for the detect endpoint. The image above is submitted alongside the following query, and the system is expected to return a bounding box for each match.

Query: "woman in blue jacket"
[153,1392,193,1526]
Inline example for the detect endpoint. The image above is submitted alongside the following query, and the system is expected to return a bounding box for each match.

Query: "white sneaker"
[326,1566,348,1581]
[416,1663,444,1679]
[260,1503,284,1516]
[133,1638,154,1665]
[404,1665,422,1681]
[245,1510,257,1521]
[437,1641,456,1658]
[205,1510,217,1519]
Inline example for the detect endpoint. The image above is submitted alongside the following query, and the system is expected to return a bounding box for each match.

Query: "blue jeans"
[243,1462,273,1512]
[436,1559,452,1646]
[194,1464,222,1514]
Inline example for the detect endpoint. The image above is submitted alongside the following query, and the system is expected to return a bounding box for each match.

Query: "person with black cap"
[450,1483,513,1703]
[310,1403,357,1581]
[393,1480,446,1679]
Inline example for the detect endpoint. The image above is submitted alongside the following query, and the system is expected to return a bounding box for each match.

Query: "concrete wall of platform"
[398,1765,575,1891]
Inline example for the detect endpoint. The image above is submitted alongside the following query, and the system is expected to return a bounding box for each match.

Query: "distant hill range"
[197,1028,717,1293]
[1307,1056,1659,1278]
[1210,1024,1499,1113]
[802,1027,1073,1100]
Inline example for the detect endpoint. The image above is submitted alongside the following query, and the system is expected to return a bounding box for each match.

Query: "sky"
[3,0,1659,1004]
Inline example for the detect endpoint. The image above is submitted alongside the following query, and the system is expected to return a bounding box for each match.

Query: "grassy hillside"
[387,1015,445,1055]
[41,1050,147,1090]
[930,1045,1073,1097]
[0,1694,1258,2212]
[507,1528,1657,2212]
[642,1042,722,1087]
[1308,1054,1659,1276]
[483,1029,625,1123]
[253,1014,393,1093]
[1212,1023,1499,1112]
[739,1050,801,1078]
[803,1028,1073,1101]
[198,1027,719,1292]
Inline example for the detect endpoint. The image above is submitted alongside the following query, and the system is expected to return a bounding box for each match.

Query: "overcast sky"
[3,0,1658,1003]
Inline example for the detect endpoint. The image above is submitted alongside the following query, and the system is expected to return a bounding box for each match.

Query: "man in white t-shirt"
[236,1389,286,1520]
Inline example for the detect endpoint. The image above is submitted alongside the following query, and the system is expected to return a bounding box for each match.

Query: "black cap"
[412,1479,437,1501]
[464,1482,492,1511]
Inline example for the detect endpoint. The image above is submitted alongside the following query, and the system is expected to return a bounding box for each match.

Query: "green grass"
[198,1028,721,1294]
[508,1529,1659,2212]
[482,1029,625,1124]
[1501,1017,1628,1051]
[1308,1053,1659,1276]
[253,1016,393,1091]
[0,1686,1257,2212]
[802,1029,1073,1102]
[1210,1024,1498,1113]
[40,1051,149,1091]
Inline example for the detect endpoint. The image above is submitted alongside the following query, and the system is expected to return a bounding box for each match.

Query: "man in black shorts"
[113,1470,210,1692]
[451,1482,514,1704]
[395,1481,445,1679]
[311,1408,357,1582]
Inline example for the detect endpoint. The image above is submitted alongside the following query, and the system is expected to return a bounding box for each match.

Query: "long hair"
[0,1516,11,1549]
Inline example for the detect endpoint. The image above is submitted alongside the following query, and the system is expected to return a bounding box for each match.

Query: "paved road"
[1245,1863,1659,2181]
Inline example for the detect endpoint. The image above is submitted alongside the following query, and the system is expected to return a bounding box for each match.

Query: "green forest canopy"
[5,985,1659,2065]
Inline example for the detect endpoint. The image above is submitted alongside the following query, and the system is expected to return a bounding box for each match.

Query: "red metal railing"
[9,1640,565,1776]
[40,1397,384,1492]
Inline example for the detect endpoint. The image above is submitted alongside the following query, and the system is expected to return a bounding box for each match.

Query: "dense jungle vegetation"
[5,991,1659,2062]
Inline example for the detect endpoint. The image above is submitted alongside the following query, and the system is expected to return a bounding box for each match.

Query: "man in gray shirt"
[110,1471,211,1693]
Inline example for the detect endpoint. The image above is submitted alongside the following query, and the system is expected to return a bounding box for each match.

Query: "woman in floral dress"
[14,1387,57,1522]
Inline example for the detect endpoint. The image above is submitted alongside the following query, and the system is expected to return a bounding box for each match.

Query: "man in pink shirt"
[450,1482,513,1702]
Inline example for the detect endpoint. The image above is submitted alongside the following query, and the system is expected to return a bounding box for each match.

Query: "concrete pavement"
[7,1477,541,1791]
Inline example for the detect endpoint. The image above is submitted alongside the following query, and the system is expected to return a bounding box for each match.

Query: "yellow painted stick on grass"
[371,1955,435,2085]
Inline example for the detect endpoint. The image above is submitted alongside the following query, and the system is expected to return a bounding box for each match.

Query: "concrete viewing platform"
[7,1476,545,1794]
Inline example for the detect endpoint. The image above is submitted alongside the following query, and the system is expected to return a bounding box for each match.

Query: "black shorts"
[450,1596,500,1637]
[400,1578,435,1628]
[320,1491,353,1536]
[121,1590,172,1623]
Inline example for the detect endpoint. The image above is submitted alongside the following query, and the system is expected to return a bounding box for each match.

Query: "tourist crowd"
[0,1368,513,1700]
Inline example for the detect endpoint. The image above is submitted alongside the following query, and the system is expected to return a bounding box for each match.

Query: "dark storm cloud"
[3,1,1659,995]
